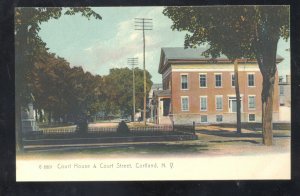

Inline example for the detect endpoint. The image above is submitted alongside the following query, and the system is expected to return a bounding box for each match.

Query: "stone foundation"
[171,112,279,125]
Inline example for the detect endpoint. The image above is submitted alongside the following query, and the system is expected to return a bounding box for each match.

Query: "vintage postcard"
[15,6,290,181]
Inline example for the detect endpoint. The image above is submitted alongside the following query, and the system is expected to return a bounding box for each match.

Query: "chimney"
[286,75,291,84]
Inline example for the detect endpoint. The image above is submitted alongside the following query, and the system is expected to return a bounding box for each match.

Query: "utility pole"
[127,57,138,122]
[134,18,153,125]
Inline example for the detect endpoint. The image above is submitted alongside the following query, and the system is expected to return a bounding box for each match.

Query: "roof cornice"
[159,57,284,74]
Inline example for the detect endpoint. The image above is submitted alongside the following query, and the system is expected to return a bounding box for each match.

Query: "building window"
[248,74,255,87]
[181,75,188,90]
[248,96,256,109]
[249,114,256,122]
[228,96,243,113]
[280,86,284,95]
[216,96,223,111]
[200,96,207,111]
[199,74,207,87]
[231,73,235,87]
[215,74,222,87]
[181,96,189,111]
[201,115,208,123]
[216,115,223,122]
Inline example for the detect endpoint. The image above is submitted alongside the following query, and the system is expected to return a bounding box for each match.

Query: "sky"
[38,7,290,84]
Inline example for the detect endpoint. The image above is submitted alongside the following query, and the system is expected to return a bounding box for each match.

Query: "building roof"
[151,83,163,90]
[162,47,227,60]
[149,83,163,98]
[153,89,171,98]
[158,47,284,74]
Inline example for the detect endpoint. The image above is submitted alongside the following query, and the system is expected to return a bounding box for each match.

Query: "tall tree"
[102,68,153,117]
[15,7,101,151]
[163,6,289,145]
[31,54,74,122]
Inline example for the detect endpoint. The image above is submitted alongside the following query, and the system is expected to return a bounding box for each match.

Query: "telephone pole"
[128,57,138,122]
[134,18,153,125]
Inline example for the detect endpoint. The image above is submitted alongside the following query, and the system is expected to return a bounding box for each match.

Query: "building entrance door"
[228,97,242,113]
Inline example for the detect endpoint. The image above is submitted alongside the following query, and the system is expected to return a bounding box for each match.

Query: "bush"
[117,121,129,134]
[76,116,88,134]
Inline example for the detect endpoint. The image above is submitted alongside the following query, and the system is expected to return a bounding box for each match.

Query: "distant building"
[152,47,283,124]
[279,75,291,107]
[21,103,39,132]
[278,75,291,122]
[152,89,171,124]
[148,84,163,123]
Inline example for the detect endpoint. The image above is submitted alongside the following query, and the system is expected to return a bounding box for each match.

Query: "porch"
[151,89,172,125]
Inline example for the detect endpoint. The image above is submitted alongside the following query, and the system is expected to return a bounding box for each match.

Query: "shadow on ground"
[209,139,260,144]
[197,129,262,138]
[25,143,210,155]
[197,129,289,138]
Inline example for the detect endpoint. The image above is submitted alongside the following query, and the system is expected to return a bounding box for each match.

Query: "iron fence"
[23,122,197,140]
[129,125,173,132]
[88,126,117,133]
[173,122,195,135]
[40,127,76,134]
[87,126,118,136]
[22,127,76,140]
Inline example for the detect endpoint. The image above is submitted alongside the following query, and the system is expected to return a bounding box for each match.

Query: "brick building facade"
[153,47,283,124]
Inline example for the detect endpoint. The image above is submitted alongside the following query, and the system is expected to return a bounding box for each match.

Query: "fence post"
[172,120,175,131]
[193,121,195,135]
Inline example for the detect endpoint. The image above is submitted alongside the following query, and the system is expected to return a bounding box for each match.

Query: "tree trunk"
[38,109,43,122]
[35,108,38,121]
[15,99,23,152]
[48,111,52,124]
[261,73,275,145]
[255,34,278,146]
[15,24,28,153]
[234,59,242,134]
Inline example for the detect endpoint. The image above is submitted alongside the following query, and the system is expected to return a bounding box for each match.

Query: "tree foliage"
[102,68,153,117]
[29,53,103,122]
[29,59,153,122]
[163,6,289,59]
[15,7,102,105]
[163,6,289,145]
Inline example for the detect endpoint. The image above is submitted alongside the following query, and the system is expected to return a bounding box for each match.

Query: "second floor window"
[215,74,222,87]
[248,74,255,87]
[181,75,188,89]
[199,74,207,87]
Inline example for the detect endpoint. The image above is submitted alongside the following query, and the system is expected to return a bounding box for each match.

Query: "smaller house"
[148,84,163,123]
[278,75,291,122]
[21,103,39,132]
[152,89,171,124]
[279,75,291,107]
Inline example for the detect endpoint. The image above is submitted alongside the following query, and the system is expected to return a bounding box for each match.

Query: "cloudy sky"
[39,7,290,83]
